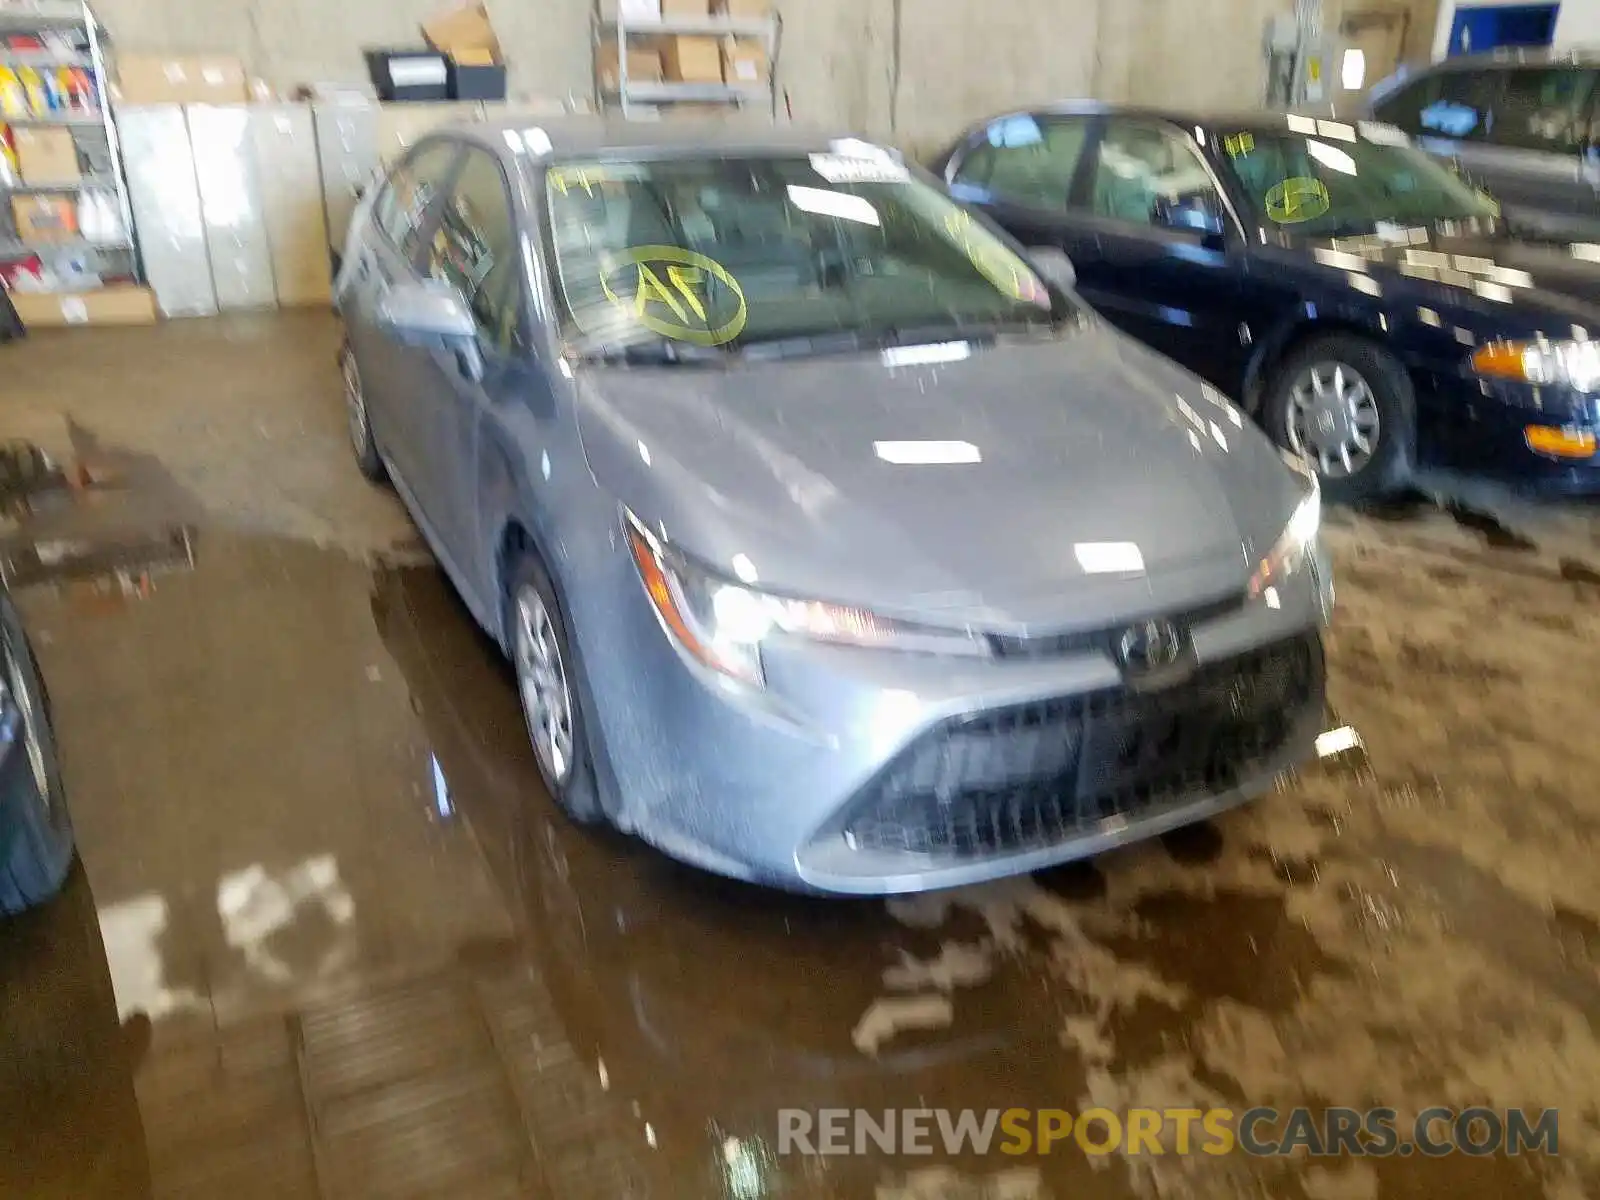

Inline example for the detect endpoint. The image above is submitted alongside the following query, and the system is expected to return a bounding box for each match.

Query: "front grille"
[986,592,1246,660]
[838,634,1322,859]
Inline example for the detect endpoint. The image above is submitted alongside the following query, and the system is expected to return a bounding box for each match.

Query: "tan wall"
[93,0,1300,148]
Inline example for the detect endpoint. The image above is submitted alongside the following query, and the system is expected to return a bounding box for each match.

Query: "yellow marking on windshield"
[1224,132,1255,158]
[1265,177,1331,224]
[549,167,613,196]
[943,208,1047,306]
[598,246,747,346]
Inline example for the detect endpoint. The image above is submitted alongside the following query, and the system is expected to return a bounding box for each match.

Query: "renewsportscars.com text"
[777,1107,1559,1158]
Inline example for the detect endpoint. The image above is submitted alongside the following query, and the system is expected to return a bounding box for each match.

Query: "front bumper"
[1430,376,1600,494]
[575,542,1332,896]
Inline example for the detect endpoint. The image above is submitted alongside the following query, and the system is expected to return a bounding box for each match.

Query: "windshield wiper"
[736,319,1051,363]
[575,339,728,367]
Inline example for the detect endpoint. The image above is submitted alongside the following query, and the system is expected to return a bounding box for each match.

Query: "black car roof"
[972,102,1372,137]
[1407,45,1600,71]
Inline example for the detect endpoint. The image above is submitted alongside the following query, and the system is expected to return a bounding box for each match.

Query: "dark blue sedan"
[935,105,1600,500]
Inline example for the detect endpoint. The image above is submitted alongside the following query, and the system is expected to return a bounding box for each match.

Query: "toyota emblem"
[1116,619,1185,672]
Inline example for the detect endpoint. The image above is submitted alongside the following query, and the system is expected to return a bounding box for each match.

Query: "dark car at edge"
[934,104,1600,500]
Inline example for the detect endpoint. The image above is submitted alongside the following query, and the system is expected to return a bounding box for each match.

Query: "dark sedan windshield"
[544,150,1055,355]
[1221,123,1499,235]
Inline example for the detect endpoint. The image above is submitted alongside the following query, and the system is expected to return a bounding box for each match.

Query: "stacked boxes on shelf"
[603,0,777,117]
[0,1,151,328]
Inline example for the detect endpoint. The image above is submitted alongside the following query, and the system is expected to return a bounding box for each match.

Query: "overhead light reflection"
[873,439,980,464]
[786,184,881,226]
[1316,725,1364,757]
[880,342,970,367]
[1075,541,1144,574]
[1307,139,1357,175]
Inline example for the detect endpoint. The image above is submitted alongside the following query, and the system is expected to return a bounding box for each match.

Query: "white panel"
[249,105,332,307]
[117,105,217,318]
[188,104,277,311]
[313,102,379,256]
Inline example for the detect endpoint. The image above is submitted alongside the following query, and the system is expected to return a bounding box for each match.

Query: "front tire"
[507,554,604,825]
[341,340,386,483]
[1264,335,1414,503]
[0,598,72,915]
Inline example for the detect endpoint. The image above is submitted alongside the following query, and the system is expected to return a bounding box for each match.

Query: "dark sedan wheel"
[507,554,604,825]
[1265,335,1414,502]
[0,599,72,915]
[341,341,386,483]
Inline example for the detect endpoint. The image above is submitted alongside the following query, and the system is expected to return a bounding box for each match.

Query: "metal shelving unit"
[594,8,782,120]
[0,1,140,282]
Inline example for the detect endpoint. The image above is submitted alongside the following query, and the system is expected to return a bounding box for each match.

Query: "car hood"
[1293,223,1600,325]
[573,327,1301,633]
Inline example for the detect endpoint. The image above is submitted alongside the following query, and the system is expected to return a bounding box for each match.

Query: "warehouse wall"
[1554,0,1600,47]
[90,0,1291,147]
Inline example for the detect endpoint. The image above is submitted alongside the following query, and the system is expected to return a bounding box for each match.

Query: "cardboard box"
[14,127,79,185]
[116,54,249,104]
[422,2,503,62]
[721,37,768,85]
[599,43,664,90]
[662,0,712,16]
[714,0,770,16]
[420,4,505,100]
[11,285,157,329]
[11,195,77,242]
[662,35,722,82]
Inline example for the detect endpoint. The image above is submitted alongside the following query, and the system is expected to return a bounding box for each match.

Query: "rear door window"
[1374,68,1491,140]
[1480,67,1599,152]
[949,115,1091,210]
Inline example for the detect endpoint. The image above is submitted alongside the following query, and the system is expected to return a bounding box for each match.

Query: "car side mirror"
[1026,245,1076,293]
[1152,193,1226,241]
[378,280,484,382]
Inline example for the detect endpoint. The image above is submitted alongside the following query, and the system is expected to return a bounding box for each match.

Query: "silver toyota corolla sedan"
[335,119,1334,894]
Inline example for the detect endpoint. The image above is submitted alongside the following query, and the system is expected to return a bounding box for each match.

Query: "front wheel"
[507,555,604,825]
[1263,335,1414,503]
[341,340,386,483]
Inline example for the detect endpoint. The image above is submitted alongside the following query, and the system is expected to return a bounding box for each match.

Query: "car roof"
[1412,45,1600,71]
[969,101,1361,136]
[440,116,868,164]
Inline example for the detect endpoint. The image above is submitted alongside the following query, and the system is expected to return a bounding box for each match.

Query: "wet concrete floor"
[1,315,1599,1199]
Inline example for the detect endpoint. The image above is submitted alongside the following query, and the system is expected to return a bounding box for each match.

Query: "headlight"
[1248,474,1321,600]
[1472,339,1600,392]
[623,511,989,688]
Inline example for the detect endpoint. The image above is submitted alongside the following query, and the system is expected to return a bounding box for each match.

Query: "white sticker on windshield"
[1358,120,1409,146]
[809,153,910,184]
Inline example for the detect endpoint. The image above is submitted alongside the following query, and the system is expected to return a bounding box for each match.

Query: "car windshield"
[1221,123,1499,235]
[543,149,1058,357]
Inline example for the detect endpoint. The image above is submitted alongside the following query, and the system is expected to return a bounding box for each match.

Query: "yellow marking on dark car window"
[1224,132,1256,158]
[1265,177,1331,224]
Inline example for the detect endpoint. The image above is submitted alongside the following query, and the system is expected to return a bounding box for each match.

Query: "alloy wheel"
[1284,360,1381,479]
[341,348,369,455]
[514,586,575,787]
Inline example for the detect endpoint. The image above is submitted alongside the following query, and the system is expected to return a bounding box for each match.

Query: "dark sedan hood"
[1295,224,1600,324]
[574,327,1299,633]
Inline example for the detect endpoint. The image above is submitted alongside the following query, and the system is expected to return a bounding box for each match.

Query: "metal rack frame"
[0,1,140,275]
[594,7,782,120]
